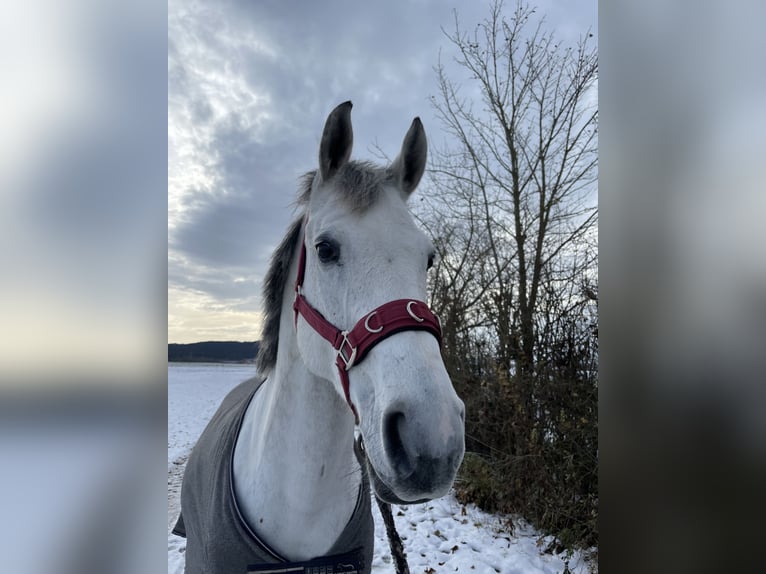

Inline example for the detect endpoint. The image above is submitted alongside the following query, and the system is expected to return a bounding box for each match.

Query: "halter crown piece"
[292,219,442,422]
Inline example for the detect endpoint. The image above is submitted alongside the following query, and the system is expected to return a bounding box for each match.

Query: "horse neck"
[232,252,361,561]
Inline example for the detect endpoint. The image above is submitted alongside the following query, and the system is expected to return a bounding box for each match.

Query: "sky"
[168,0,597,344]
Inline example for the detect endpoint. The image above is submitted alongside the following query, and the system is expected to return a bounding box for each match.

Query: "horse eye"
[427,252,435,270]
[315,241,339,263]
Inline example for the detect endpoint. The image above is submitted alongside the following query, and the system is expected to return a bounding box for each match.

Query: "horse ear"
[319,101,354,181]
[392,117,427,197]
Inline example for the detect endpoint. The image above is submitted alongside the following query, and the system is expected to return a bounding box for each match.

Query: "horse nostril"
[383,410,413,475]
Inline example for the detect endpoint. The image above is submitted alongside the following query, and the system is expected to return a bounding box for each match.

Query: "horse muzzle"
[368,398,465,503]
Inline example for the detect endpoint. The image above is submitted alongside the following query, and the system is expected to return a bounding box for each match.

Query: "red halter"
[292,220,442,422]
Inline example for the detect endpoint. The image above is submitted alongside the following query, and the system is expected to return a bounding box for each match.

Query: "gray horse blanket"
[173,377,374,574]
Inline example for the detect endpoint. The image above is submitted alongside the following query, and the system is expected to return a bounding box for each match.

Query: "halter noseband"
[292,219,442,422]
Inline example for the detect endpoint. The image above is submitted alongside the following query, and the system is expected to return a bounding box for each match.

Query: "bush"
[454,452,503,512]
[447,313,598,554]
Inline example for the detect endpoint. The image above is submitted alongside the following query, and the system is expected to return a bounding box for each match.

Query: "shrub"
[447,312,598,553]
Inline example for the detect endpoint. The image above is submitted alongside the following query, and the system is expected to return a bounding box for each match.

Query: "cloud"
[168,0,597,342]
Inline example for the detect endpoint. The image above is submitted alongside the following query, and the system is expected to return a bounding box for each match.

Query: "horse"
[173,101,466,574]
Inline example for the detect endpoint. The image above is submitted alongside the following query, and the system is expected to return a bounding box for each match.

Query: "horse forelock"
[298,160,394,213]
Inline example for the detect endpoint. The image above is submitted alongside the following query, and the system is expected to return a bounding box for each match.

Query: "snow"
[167,362,256,472]
[168,362,593,574]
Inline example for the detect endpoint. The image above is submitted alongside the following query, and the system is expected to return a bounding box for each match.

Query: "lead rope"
[374,496,410,574]
[359,437,410,574]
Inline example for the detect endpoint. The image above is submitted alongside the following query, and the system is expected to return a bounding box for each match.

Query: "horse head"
[294,101,465,504]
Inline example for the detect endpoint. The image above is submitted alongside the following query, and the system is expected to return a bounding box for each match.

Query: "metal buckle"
[337,331,357,371]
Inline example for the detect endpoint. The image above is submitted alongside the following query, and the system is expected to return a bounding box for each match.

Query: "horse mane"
[255,215,302,375]
[256,161,393,374]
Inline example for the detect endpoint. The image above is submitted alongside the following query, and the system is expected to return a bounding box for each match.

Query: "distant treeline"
[168,341,259,363]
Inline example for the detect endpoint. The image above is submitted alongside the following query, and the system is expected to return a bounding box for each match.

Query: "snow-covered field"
[168,362,592,574]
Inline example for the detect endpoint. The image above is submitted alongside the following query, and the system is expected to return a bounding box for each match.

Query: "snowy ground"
[168,362,592,574]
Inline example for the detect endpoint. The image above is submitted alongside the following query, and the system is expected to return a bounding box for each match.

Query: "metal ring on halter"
[337,331,358,371]
[364,311,383,333]
[406,301,425,323]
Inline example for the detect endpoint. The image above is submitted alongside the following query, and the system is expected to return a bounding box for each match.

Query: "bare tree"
[418,0,599,551]
[427,0,598,375]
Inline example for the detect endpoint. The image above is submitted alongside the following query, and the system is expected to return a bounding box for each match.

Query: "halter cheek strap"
[292,221,442,422]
